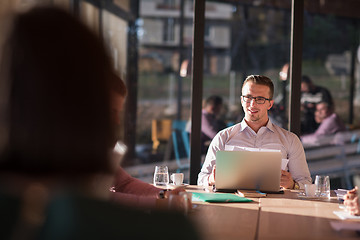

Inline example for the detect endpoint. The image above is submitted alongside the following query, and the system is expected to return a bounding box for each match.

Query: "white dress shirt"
[198,119,312,189]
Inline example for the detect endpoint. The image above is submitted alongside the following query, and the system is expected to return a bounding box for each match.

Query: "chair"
[171,120,190,172]
[151,119,172,153]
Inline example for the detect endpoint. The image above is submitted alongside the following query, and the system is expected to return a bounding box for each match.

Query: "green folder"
[191,192,252,203]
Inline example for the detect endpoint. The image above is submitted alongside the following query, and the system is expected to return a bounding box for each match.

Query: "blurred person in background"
[301,101,346,145]
[186,95,227,154]
[301,75,333,134]
[0,6,200,240]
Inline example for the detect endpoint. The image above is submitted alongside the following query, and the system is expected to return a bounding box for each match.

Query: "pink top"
[301,113,346,145]
[110,167,161,209]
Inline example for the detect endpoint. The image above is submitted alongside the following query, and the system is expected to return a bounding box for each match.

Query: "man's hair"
[301,75,312,84]
[242,75,274,99]
[111,72,127,97]
[204,95,223,107]
[317,101,334,112]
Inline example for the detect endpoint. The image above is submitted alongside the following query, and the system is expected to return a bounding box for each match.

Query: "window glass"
[125,0,194,183]
[80,1,100,34]
[301,6,360,140]
[196,1,292,158]
[300,4,360,189]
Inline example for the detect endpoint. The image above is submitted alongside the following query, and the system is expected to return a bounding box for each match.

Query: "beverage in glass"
[315,175,330,198]
[153,166,169,186]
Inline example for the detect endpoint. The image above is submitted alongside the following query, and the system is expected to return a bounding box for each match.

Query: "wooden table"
[186,185,259,240]
[186,186,360,240]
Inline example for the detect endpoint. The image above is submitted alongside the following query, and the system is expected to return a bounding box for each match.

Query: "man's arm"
[198,158,216,186]
[197,134,222,186]
[287,133,312,189]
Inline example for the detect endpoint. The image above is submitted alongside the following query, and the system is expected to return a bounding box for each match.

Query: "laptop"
[214,150,282,193]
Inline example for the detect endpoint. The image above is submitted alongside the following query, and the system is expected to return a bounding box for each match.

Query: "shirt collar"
[240,118,275,133]
[266,119,275,133]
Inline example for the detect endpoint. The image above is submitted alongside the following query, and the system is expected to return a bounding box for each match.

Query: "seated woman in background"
[0,6,199,240]
[301,101,346,146]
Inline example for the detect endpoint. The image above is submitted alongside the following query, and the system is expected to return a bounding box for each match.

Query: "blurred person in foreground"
[301,101,346,146]
[344,187,360,215]
[301,75,333,135]
[109,73,186,209]
[0,6,199,240]
[198,75,312,189]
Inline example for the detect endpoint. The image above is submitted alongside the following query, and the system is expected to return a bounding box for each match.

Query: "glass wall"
[3,0,360,187]
[301,3,360,188]
[134,0,193,182]
[301,5,360,132]
[87,0,360,187]
[188,1,292,159]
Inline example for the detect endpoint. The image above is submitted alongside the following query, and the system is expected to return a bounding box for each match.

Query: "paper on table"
[333,210,360,220]
[224,145,281,152]
[281,159,289,170]
[330,221,360,231]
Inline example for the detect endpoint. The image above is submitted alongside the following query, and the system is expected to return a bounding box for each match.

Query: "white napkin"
[333,210,360,220]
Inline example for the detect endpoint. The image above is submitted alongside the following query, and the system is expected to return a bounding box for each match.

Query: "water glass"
[153,166,169,186]
[304,183,316,197]
[315,175,330,198]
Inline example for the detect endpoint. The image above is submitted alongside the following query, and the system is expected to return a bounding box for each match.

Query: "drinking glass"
[315,175,330,198]
[153,166,169,186]
[304,183,316,197]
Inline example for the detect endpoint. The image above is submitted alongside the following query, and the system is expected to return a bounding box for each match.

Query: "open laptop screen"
[215,150,282,192]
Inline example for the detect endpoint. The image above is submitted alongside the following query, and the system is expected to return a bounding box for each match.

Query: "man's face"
[315,103,330,123]
[301,82,310,93]
[241,82,273,124]
[111,91,125,125]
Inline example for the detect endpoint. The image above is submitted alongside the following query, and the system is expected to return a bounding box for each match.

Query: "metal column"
[190,0,205,185]
[289,0,304,136]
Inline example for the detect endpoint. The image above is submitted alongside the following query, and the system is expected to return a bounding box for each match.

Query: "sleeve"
[314,115,338,135]
[300,133,317,145]
[287,133,312,189]
[112,167,160,197]
[301,115,340,145]
[197,132,225,186]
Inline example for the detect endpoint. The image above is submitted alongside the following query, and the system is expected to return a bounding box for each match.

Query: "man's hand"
[208,165,216,186]
[344,187,360,215]
[280,170,295,189]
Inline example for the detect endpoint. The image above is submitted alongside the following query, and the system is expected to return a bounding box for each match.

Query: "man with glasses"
[198,75,311,189]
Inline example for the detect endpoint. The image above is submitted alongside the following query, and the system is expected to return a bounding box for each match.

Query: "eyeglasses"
[241,95,271,104]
